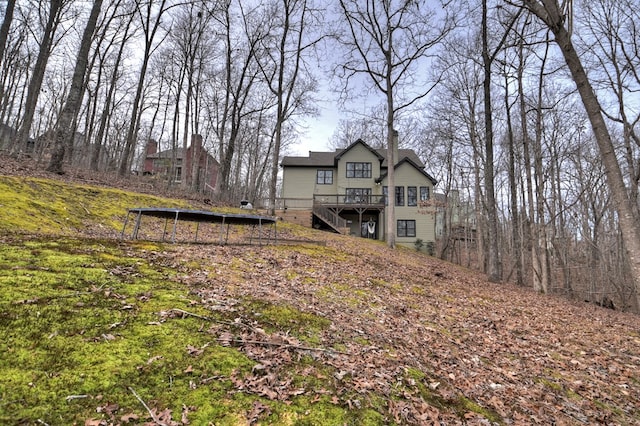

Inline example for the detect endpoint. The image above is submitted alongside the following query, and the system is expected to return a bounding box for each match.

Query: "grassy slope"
[0,175,639,425]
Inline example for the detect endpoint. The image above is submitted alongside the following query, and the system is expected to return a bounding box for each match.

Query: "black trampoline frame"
[121,208,277,245]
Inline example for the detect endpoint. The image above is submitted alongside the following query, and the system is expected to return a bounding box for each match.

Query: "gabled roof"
[281,139,425,169]
[146,146,219,164]
[146,147,186,160]
[334,139,385,163]
[376,157,438,185]
[280,150,336,167]
[376,148,424,168]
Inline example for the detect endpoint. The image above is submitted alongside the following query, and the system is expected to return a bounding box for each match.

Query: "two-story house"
[142,134,218,192]
[280,139,438,248]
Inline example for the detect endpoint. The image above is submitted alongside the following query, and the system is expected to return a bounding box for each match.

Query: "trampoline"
[121,208,277,245]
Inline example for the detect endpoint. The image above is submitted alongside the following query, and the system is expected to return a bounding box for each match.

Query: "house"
[34,129,86,162]
[143,134,218,192]
[279,138,438,249]
[434,190,477,244]
[0,122,35,153]
[0,123,17,150]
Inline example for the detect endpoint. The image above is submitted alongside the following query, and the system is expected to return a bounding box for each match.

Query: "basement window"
[397,220,416,237]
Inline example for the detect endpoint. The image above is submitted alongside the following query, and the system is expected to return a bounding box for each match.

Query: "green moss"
[456,396,502,423]
[285,269,299,280]
[535,377,561,391]
[0,238,261,425]
[0,176,189,235]
[411,285,428,295]
[274,243,350,262]
[354,336,370,346]
[239,298,330,345]
[368,277,401,290]
[405,367,426,381]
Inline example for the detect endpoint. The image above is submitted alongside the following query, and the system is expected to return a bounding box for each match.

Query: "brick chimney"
[187,134,204,186]
[143,139,158,174]
[392,129,399,167]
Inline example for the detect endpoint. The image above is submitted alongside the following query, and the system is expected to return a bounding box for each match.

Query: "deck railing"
[257,197,313,210]
[312,194,386,206]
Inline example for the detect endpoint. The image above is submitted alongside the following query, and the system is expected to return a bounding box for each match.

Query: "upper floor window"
[346,162,372,178]
[395,186,404,206]
[383,186,388,205]
[408,186,417,206]
[317,170,333,184]
[420,186,430,201]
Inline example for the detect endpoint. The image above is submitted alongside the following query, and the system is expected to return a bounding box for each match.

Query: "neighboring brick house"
[143,134,218,191]
[280,138,438,248]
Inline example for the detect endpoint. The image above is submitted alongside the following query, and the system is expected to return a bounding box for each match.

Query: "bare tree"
[428,30,486,268]
[480,1,523,282]
[328,108,387,150]
[211,1,266,200]
[256,0,321,215]
[336,0,455,248]
[90,0,138,171]
[513,0,640,307]
[0,1,28,142]
[47,0,103,174]
[155,3,215,190]
[117,0,172,176]
[12,0,65,155]
[501,51,524,286]
[578,0,640,211]
[0,0,16,67]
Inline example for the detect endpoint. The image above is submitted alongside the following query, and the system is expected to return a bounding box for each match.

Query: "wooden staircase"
[275,207,350,235]
[312,203,350,234]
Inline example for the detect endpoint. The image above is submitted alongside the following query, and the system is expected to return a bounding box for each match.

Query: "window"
[175,166,182,182]
[346,188,371,203]
[397,220,416,237]
[408,186,417,206]
[395,186,404,206]
[420,186,430,201]
[346,162,372,178]
[317,170,333,184]
[383,186,388,205]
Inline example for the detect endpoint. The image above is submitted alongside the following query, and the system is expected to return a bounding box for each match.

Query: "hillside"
[0,167,639,425]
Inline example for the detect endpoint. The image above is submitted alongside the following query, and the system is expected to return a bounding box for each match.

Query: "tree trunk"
[47,0,102,174]
[482,0,501,282]
[504,67,523,285]
[0,0,16,66]
[12,0,63,155]
[533,33,550,293]
[524,0,640,306]
[118,0,169,177]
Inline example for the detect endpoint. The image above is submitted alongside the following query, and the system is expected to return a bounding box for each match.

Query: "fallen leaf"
[120,413,139,423]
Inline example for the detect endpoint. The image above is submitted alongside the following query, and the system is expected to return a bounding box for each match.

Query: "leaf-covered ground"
[0,165,639,425]
[153,238,640,425]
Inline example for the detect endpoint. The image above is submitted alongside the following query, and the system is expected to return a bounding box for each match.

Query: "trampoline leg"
[248,224,255,245]
[162,218,169,242]
[121,213,130,239]
[132,211,143,240]
[219,217,226,245]
[172,211,179,243]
